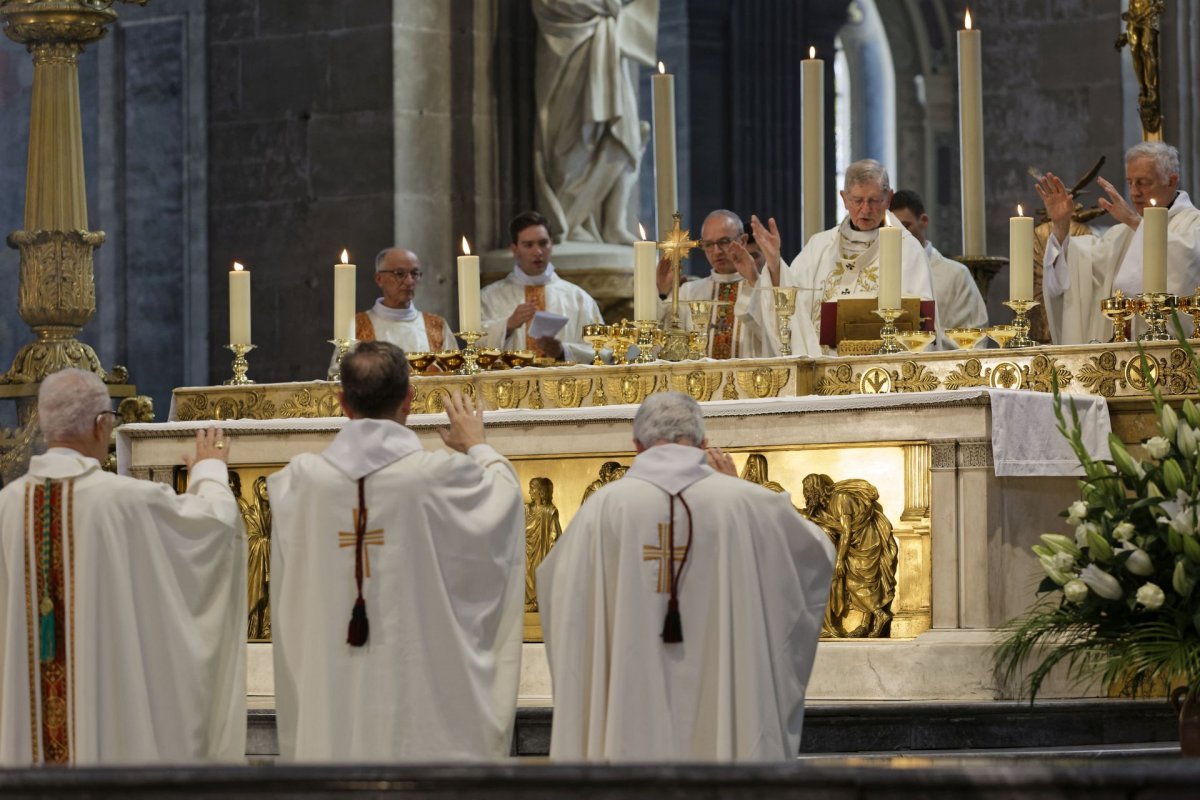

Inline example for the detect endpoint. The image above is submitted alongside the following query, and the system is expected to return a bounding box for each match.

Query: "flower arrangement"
[995,339,1200,701]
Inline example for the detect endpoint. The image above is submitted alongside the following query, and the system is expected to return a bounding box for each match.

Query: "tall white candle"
[652,62,678,238]
[1009,206,1033,301]
[1143,201,1168,294]
[228,262,251,345]
[878,226,901,310]
[333,249,356,341]
[633,224,658,321]
[958,10,986,256]
[457,237,482,332]
[802,46,825,244]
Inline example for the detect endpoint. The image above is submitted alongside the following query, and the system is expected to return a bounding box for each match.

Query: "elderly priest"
[268,341,525,761]
[537,392,834,761]
[1038,141,1200,343]
[0,369,246,765]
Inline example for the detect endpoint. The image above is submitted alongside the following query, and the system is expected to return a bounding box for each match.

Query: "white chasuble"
[657,272,773,358]
[480,265,604,363]
[1043,191,1200,344]
[537,444,834,762]
[354,300,450,353]
[0,449,246,765]
[268,419,525,762]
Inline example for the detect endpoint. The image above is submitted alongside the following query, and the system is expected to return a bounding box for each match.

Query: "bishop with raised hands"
[537,392,834,761]
[268,341,525,762]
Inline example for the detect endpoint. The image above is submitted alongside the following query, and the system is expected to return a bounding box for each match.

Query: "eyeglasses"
[378,269,423,281]
[699,237,741,250]
[844,194,887,210]
[95,410,119,425]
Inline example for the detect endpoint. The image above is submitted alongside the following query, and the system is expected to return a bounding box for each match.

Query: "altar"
[118,356,1127,703]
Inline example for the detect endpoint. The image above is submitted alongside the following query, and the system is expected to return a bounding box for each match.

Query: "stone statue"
[524,477,563,611]
[581,460,628,504]
[740,453,786,493]
[801,473,898,638]
[532,0,658,244]
[1115,0,1164,139]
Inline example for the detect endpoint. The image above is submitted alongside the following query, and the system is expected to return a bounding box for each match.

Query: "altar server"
[0,369,246,765]
[1038,142,1200,343]
[537,392,834,761]
[354,247,452,352]
[269,341,524,761]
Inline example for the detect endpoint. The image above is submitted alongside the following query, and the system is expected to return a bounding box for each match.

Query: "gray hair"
[633,392,705,448]
[702,209,744,236]
[1125,141,1181,182]
[843,158,891,193]
[38,369,111,442]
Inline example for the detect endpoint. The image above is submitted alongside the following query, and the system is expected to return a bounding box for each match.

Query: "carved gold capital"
[0,1,125,47]
[8,228,103,330]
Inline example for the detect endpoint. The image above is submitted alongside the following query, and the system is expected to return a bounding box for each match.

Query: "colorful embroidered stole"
[710,282,739,359]
[26,479,71,763]
[354,311,375,342]
[422,312,445,352]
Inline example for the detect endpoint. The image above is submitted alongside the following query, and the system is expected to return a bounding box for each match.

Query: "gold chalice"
[895,330,936,353]
[476,348,503,370]
[986,325,1017,349]
[1101,292,1133,343]
[771,287,800,356]
[607,320,638,364]
[945,327,986,349]
[582,323,610,366]
[405,352,438,373]
[685,300,714,356]
[1177,288,1200,339]
[686,329,707,359]
[501,349,535,369]
[434,350,465,372]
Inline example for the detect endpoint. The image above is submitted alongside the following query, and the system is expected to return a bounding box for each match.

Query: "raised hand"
[727,242,759,285]
[655,255,674,296]
[1033,172,1074,243]
[705,446,737,476]
[1096,176,1141,229]
[750,215,782,285]
[437,392,487,453]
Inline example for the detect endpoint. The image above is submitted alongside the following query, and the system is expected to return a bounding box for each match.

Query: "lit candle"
[633,222,658,321]
[333,249,356,341]
[1009,205,1034,301]
[958,9,986,256]
[228,262,251,345]
[457,237,481,332]
[652,61,678,237]
[802,46,825,244]
[1143,199,1168,294]
[878,227,901,310]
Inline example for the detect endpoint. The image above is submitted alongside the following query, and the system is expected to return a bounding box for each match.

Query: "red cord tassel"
[661,597,682,643]
[347,596,369,646]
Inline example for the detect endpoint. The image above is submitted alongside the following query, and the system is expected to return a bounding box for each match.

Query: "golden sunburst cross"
[659,213,699,334]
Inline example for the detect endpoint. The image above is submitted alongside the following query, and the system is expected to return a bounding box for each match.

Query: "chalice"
[771,287,800,356]
[945,327,987,349]
[405,352,437,374]
[1100,291,1133,343]
[895,330,936,353]
[685,300,715,357]
[986,325,1017,349]
[583,323,610,366]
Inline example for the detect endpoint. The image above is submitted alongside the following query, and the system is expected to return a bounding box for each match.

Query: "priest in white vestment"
[269,341,525,762]
[354,247,452,353]
[0,369,246,765]
[654,210,774,358]
[537,392,834,761]
[481,211,604,363]
[745,159,936,357]
[890,189,989,347]
[1038,142,1200,344]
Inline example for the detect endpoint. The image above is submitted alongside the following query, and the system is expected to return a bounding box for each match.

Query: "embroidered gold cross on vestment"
[643,523,686,594]
[339,509,384,578]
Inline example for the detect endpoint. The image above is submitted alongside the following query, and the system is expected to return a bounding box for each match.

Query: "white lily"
[1145,436,1172,460]
[1123,547,1154,576]
[1079,564,1123,600]
[1135,582,1165,610]
[1075,521,1100,549]
[1160,404,1179,441]
[1066,500,1088,526]
[1113,521,1136,542]
[1178,422,1199,459]
[1063,579,1089,603]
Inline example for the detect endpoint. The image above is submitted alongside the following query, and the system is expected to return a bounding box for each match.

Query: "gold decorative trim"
[988,361,1024,390]
[670,370,723,402]
[1023,354,1073,393]
[734,367,790,399]
[539,377,593,409]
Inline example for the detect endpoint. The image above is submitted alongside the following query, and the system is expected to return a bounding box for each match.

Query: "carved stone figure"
[581,460,628,504]
[801,473,898,638]
[532,0,657,244]
[525,477,563,612]
[740,453,785,493]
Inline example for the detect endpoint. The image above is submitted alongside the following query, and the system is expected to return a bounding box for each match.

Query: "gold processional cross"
[339,509,384,578]
[643,523,687,594]
[659,212,699,328]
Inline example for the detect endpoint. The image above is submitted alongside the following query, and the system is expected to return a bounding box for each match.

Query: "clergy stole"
[524,286,547,357]
[643,491,694,643]
[26,479,72,763]
[711,282,739,359]
[355,311,446,352]
[343,478,381,646]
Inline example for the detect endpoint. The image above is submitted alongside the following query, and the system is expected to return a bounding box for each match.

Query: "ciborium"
[501,349,535,369]
[1002,299,1040,348]
[896,330,936,354]
[1134,292,1178,342]
[405,352,437,373]
[771,287,800,356]
[435,350,466,373]
[1101,291,1133,343]
[634,320,661,364]
[873,308,905,355]
[945,327,986,350]
[582,323,610,366]
[985,325,1017,349]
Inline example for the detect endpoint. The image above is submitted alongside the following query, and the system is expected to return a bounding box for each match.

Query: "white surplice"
[537,444,834,762]
[0,449,246,765]
[746,212,936,356]
[268,418,525,762]
[481,264,604,363]
[1043,191,1200,344]
[927,243,990,348]
[657,272,773,358]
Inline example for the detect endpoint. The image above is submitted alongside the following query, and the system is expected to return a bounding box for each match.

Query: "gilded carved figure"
[801,473,898,638]
[1115,0,1164,138]
[230,471,273,639]
[525,477,563,612]
[581,460,628,504]
[740,453,785,493]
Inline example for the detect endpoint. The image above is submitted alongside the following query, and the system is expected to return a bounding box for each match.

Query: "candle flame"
[964,9,972,30]
[658,61,665,74]
[1017,204,1023,216]
[1150,198,1158,207]
[233,261,244,272]
[340,249,349,264]
[461,236,472,256]
[809,46,816,59]
[638,222,647,240]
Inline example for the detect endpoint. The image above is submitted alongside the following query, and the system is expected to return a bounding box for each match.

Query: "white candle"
[652,62,678,237]
[802,46,825,244]
[878,227,901,310]
[1143,201,1168,294]
[1009,206,1033,301]
[633,223,658,321]
[228,262,251,345]
[333,249,356,341]
[457,236,481,332]
[958,10,986,256]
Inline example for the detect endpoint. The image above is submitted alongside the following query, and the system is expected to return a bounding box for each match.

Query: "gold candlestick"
[772,286,799,357]
[1134,292,1176,342]
[224,343,257,386]
[873,308,905,354]
[456,331,484,374]
[1003,299,1040,348]
[327,338,355,381]
[1101,291,1133,343]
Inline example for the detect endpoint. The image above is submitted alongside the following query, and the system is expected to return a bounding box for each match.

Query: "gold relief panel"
[539,377,593,409]
[670,370,723,402]
[734,367,791,399]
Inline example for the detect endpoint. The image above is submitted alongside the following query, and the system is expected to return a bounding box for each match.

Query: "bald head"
[373,247,423,309]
